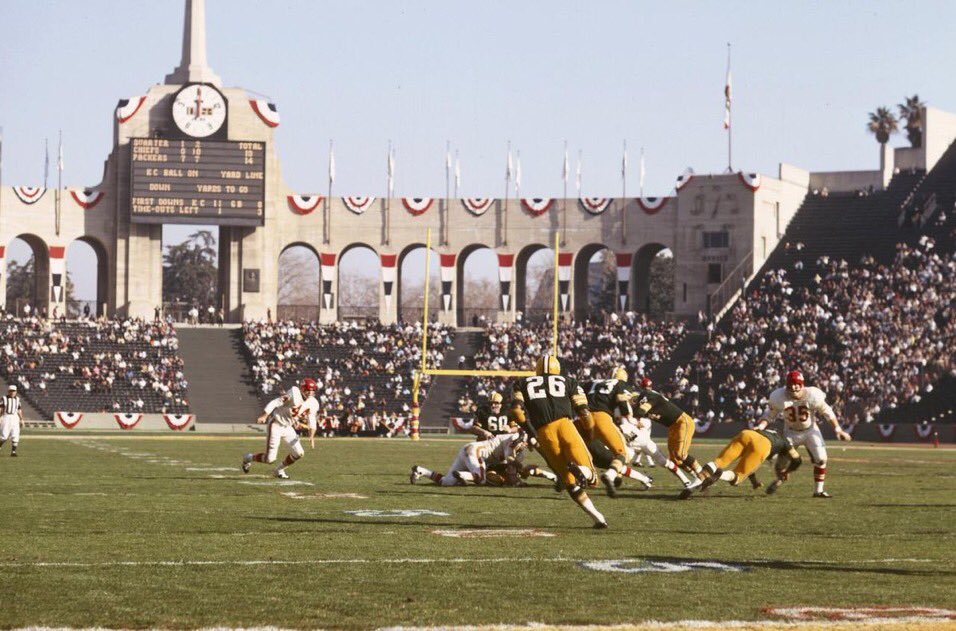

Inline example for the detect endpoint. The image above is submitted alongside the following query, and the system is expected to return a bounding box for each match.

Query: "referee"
[1,385,24,457]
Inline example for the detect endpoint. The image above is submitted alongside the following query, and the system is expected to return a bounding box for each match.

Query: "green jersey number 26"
[527,375,567,399]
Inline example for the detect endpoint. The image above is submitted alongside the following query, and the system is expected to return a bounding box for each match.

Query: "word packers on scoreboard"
[129,138,266,226]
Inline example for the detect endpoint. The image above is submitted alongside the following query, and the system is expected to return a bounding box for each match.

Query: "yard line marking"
[0,556,941,570]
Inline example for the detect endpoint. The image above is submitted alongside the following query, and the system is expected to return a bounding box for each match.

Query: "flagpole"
[444,140,450,246]
[621,139,627,246]
[386,140,392,246]
[44,138,49,189]
[503,140,511,246]
[454,150,460,198]
[0,127,4,214]
[56,130,62,237]
[561,139,568,247]
[326,140,333,244]
[726,42,733,173]
[640,147,645,198]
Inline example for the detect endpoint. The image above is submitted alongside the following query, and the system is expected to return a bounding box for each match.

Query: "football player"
[629,381,705,480]
[681,427,802,498]
[242,378,319,479]
[618,413,699,491]
[510,355,608,529]
[467,392,515,440]
[583,367,653,496]
[410,432,525,486]
[754,370,851,498]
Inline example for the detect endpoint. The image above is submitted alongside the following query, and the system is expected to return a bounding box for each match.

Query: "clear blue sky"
[2,1,954,299]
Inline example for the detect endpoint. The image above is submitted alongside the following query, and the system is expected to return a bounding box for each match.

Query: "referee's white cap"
[7,385,16,392]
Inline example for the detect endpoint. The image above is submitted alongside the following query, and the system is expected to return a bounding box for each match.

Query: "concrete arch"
[67,236,110,318]
[456,243,498,327]
[338,242,379,321]
[5,233,50,315]
[397,243,440,323]
[277,242,320,321]
[515,243,551,320]
[631,242,672,314]
[573,243,616,321]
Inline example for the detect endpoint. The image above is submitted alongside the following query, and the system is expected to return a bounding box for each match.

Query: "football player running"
[410,432,526,486]
[583,367,653,496]
[681,427,801,499]
[242,378,319,479]
[510,355,608,529]
[754,370,851,498]
[629,381,705,482]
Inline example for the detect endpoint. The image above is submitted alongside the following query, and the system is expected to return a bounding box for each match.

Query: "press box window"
[702,231,729,248]
[707,263,723,284]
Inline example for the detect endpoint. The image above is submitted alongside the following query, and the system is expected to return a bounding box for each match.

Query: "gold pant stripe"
[536,417,595,487]
[666,413,695,464]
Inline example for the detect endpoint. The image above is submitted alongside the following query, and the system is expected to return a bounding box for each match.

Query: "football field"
[0,434,954,630]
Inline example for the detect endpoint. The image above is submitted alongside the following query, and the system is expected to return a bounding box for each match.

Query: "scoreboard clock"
[171,83,227,139]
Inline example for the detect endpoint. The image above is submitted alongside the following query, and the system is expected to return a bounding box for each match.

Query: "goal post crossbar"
[422,369,535,377]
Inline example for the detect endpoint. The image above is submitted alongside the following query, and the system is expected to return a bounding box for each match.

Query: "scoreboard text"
[129,138,265,226]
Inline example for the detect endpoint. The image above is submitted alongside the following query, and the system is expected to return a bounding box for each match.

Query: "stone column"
[495,252,516,324]
[318,252,338,324]
[437,253,457,326]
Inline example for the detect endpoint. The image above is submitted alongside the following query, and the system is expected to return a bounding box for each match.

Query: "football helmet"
[786,370,804,386]
[534,355,561,376]
[639,376,652,389]
[612,366,628,382]
[300,377,318,393]
[489,392,504,405]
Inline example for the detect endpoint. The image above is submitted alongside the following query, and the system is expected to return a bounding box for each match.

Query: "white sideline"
[0,556,936,569]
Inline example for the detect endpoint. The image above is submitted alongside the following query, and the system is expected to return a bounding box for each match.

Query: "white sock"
[704,461,718,475]
[576,495,605,524]
[533,468,558,482]
[622,466,653,486]
[456,471,476,483]
[604,468,618,482]
[815,480,825,494]
[720,470,736,482]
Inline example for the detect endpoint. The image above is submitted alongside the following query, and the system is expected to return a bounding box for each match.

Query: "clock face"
[172,84,226,138]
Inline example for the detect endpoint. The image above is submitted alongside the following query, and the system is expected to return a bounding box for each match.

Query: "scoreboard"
[129,138,265,226]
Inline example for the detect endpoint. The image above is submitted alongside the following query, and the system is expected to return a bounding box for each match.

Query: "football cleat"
[678,487,695,500]
[683,478,702,490]
[409,465,422,484]
[569,463,594,488]
[601,471,618,498]
[11,451,18,457]
[613,476,624,489]
[275,469,289,479]
[241,456,252,474]
[813,491,832,498]
[593,519,609,530]
[766,479,783,495]
[697,474,719,493]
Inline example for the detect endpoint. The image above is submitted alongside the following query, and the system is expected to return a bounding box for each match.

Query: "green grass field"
[0,434,954,629]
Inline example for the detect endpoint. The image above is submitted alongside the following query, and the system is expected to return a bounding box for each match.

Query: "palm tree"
[898,94,926,148]
[867,107,899,145]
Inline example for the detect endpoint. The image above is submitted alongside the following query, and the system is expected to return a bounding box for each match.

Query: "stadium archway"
[4,234,50,316]
[67,237,109,318]
[277,243,320,322]
[515,244,554,322]
[456,244,498,327]
[631,243,674,315]
[338,243,379,321]
[397,244,440,323]
[573,243,616,321]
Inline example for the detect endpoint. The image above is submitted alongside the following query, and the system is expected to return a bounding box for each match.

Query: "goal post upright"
[552,230,559,357]
[410,228,433,441]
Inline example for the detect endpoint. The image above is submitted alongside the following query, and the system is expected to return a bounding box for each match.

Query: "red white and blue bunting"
[402,197,434,216]
[440,253,456,312]
[558,252,573,311]
[579,198,611,214]
[915,422,934,440]
[114,413,143,430]
[637,197,670,215]
[249,100,280,128]
[462,198,493,216]
[738,171,762,191]
[70,189,105,209]
[675,172,694,191]
[55,411,84,429]
[287,194,323,215]
[877,423,895,440]
[343,196,375,215]
[116,96,147,123]
[13,186,46,205]
[163,414,194,431]
[521,198,554,217]
[694,418,713,434]
[49,246,65,304]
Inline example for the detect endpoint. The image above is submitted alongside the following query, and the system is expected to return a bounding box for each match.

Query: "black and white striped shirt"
[2,396,20,416]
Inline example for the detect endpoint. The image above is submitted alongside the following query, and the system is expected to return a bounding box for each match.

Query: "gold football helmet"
[489,392,503,405]
[612,366,628,382]
[534,355,561,376]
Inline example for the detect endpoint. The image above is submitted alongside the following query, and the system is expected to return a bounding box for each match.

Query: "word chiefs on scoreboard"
[128,83,267,227]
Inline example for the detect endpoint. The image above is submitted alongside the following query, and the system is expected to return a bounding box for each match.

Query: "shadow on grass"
[385,488,565,501]
[252,515,600,531]
[638,555,956,577]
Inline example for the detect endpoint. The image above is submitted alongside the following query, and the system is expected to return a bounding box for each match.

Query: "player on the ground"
[680,428,801,498]
[754,370,851,498]
[0,385,24,457]
[410,432,526,486]
[466,392,514,440]
[242,378,319,478]
[510,355,608,529]
[628,382,705,480]
[583,368,653,496]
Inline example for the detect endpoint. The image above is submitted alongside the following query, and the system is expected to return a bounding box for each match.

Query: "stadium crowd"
[0,316,189,417]
[458,314,688,411]
[242,320,452,433]
[663,233,954,425]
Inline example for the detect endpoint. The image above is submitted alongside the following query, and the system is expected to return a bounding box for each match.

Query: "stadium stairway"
[648,328,707,387]
[419,328,484,431]
[175,326,263,423]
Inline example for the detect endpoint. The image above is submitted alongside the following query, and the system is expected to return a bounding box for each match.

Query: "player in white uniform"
[242,378,319,479]
[755,370,851,497]
[0,385,24,457]
[410,433,526,486]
